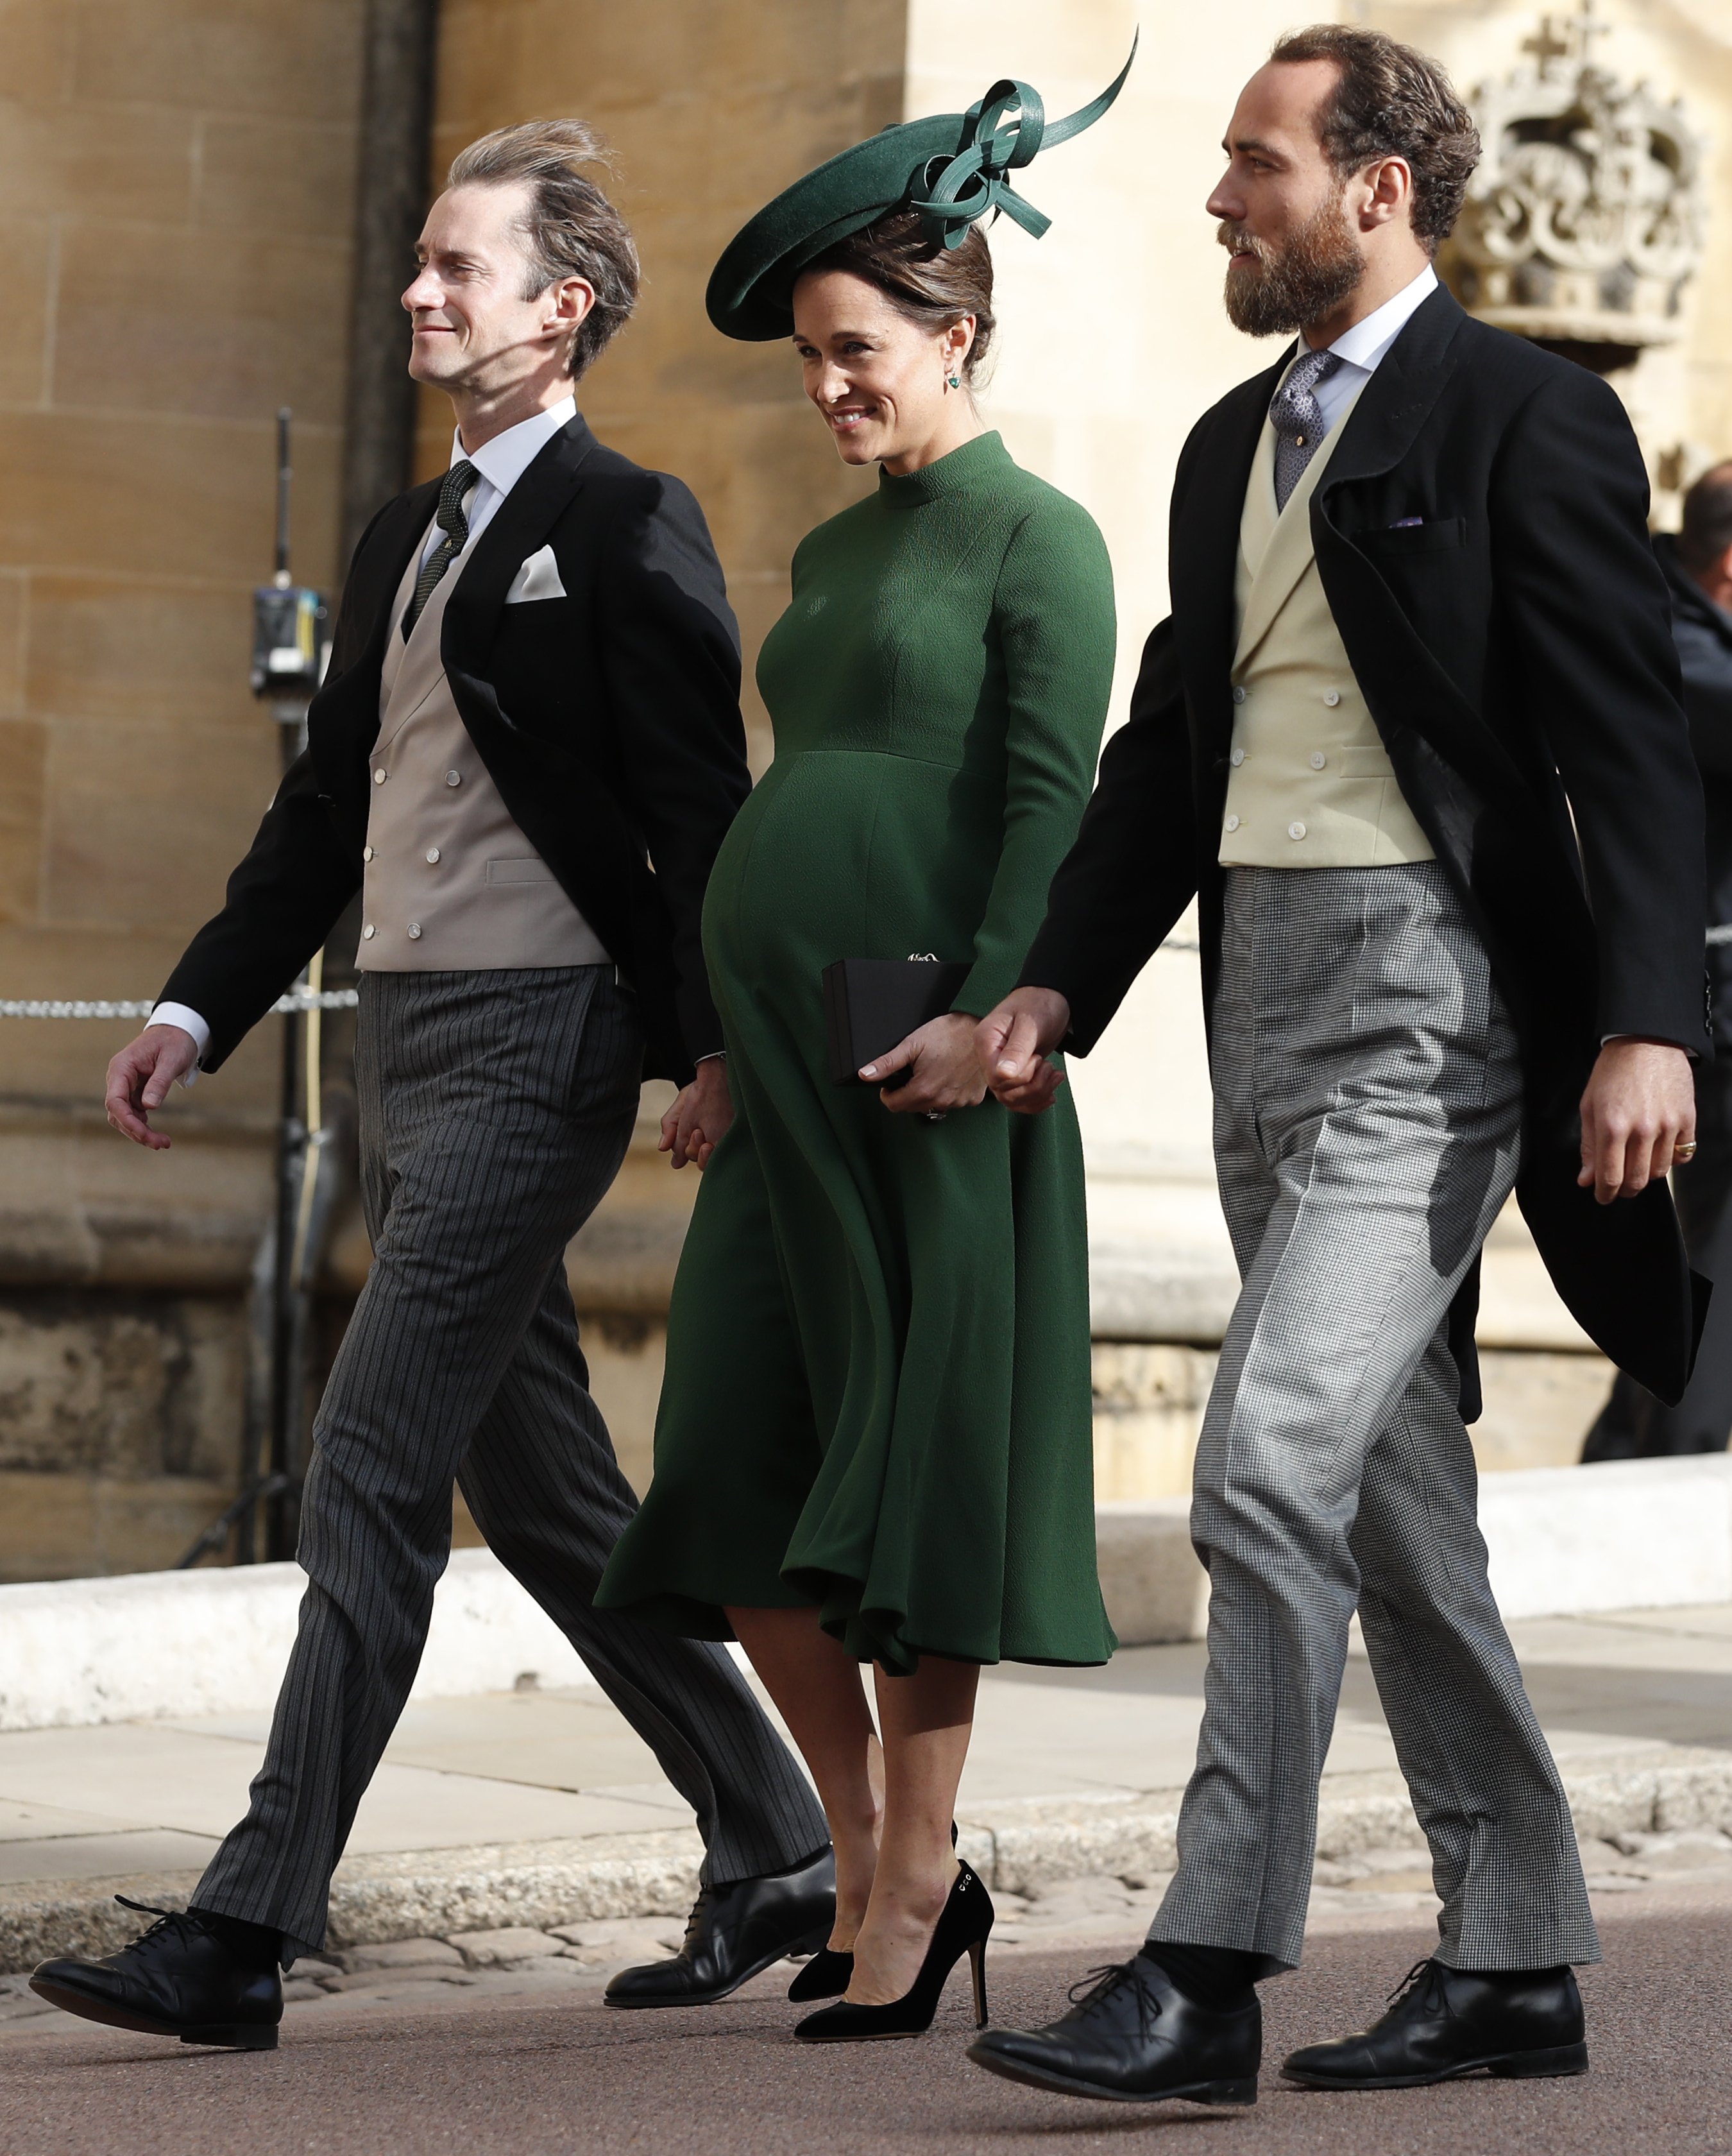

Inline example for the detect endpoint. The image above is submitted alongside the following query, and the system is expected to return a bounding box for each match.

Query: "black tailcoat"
[161,413,751,1085]
[1023,286,1709,1404]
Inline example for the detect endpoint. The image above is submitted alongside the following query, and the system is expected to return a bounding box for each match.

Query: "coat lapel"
[1170,358,1286,749]
[1311,284,1470,514]
[307,483,436,787]
[441,412,597,681]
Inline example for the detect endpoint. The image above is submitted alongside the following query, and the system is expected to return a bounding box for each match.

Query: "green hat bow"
[908,31,1140,252]
[706,32,1139,341]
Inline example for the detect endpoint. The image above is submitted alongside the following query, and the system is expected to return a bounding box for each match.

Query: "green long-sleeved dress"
[596,431,1117,1673]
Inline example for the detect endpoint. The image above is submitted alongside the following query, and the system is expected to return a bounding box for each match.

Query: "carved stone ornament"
[1447,3,1706,348]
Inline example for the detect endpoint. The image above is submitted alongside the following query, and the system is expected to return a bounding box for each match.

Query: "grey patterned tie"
[1269,348,1343,513]
[402,459,477,637]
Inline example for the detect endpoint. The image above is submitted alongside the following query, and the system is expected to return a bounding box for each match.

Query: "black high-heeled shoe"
[794,1860,992,2042]
[788,1822,961,2005]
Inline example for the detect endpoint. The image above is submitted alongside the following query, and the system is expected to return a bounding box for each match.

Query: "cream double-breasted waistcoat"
[357,532,611,971]
[1218,395,1433,868]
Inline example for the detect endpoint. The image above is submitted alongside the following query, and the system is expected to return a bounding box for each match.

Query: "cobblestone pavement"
[0,1885,1724,2155]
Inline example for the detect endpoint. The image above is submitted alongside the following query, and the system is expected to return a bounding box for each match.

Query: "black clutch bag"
[822,957,973,1087]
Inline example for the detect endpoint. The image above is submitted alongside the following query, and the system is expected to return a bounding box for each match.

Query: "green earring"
[947,373,961,389]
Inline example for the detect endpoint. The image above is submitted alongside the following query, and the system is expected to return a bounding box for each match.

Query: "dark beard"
[1218,195,1363,337]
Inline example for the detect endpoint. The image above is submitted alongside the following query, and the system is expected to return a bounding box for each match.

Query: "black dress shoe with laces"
[604,1847,835,2008]
[1282,1957,1588,2089]
[30,1897,282,2050]
[967,1952,1261,2106]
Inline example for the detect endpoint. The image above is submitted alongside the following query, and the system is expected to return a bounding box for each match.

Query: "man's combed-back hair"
[1270,24,1481,254]
[447,119,640,377]
[1679,463,1732,579]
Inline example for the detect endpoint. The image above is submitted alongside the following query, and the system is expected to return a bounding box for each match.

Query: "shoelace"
[1386,1957,1447,2013]
[1067,1959,1165,2037]
[114,1894,208,1960]
[677,1890,715,1954]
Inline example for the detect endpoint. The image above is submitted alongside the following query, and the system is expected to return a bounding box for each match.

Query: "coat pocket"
[1353,516,1468,556]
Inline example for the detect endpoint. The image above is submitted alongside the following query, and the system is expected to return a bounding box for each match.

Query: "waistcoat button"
[425,847,441,864]
[373,768,387,785]
[1224,814,1241,833]
[1323,690,1341,707]
[362,923,375,939]
[362,845,373,862]
[1288,820,1307,841]
[1310,751,1327,769]
[407,922,422,940]
[445,769,463,788]
[1232,687,1247,705]
[1230,748,1245,767]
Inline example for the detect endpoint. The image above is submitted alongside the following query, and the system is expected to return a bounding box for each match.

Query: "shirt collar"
[1320,264,1438,377]
[450,396,577,497]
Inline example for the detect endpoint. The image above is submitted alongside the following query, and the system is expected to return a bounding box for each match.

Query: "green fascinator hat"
[707,33,1138,341]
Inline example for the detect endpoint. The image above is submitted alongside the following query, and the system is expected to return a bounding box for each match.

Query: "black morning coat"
[1656,531,1732,1052]
[160,413,752,1086]
[1021,284,1711,1411]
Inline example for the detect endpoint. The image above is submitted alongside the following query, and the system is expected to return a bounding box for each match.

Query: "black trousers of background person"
[193,965,828,1960]
[1584,1054,1732,1459]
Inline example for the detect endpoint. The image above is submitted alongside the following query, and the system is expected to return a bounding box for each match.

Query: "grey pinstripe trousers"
[194,967,826,1958]
[1148,866,1599,1974]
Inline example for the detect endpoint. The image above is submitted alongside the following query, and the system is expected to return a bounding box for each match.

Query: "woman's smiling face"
[791,269,973,471]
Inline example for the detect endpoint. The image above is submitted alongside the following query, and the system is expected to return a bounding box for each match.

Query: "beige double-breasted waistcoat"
[357,531,611,971]
[1218,393,1433,869]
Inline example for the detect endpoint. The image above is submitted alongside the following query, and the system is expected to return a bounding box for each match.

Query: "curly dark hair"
[1269,24,1481,253]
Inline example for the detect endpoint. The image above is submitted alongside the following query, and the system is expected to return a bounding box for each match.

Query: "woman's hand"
[659,1056,734,1169]
[861,1012,989,1116]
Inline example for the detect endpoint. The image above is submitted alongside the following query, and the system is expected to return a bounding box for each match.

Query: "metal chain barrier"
[0,989,358,1020]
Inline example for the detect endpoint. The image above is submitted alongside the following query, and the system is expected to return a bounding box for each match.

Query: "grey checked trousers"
[1149,865,1599,1973]
[195,966,826,1958]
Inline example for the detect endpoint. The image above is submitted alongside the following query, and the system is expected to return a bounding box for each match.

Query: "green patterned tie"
[402,459,477,637]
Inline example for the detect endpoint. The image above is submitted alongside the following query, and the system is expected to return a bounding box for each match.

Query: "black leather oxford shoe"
[1282,1957,1588,2089]
[604,1847,835,2008]
[30,1898,282,2049]
[967,1953,1261,2106]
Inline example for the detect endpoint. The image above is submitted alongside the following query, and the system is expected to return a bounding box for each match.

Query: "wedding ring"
[923,1111,947,1124]
[1675,1140,1698,1163]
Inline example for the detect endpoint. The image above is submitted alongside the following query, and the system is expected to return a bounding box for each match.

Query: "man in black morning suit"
[31,121,831,2052]
[970,27,1706,2111]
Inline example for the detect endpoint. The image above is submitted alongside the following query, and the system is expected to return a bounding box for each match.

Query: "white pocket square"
[505,545,567,603]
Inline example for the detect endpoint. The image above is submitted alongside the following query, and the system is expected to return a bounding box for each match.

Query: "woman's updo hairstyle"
[803,208,996,384]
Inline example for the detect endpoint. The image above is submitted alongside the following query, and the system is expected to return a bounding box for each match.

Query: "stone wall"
[0,1,367,1577]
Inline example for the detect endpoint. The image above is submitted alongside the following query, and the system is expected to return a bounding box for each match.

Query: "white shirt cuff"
[148,1002,210,1086]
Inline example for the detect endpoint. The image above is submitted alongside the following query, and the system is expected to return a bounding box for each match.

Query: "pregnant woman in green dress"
[599,60,1130,2042]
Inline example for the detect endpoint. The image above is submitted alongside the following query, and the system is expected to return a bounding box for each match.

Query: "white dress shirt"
[1280,264,1438,437]
[153,398,582,1069]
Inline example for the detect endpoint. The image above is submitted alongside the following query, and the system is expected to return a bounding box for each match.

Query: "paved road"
[1,1894,1721,2156]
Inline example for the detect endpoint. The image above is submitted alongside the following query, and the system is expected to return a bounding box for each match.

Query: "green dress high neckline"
[876,429,1010,508]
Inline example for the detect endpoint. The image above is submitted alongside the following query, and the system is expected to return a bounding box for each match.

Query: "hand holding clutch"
[862,1013,989,1118]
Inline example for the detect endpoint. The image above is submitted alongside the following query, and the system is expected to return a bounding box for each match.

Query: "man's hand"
[862,1011,988,1116]
[105,1025,200,1151]
[659,1056,734,1170]
[973,987,1072,1115]
[1578,1038,1696,1204]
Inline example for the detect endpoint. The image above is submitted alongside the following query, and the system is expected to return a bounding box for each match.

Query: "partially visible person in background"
[1583,460,1732,1461]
